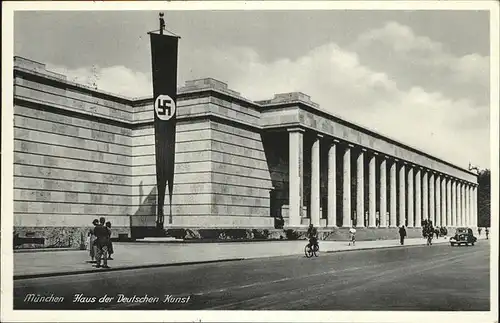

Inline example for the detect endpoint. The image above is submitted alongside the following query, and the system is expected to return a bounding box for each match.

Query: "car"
[449,227,477,246]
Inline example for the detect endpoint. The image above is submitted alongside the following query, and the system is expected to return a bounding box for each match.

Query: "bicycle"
[305,241,319,258]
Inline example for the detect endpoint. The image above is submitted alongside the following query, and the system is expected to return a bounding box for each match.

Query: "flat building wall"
[13,102,133,246]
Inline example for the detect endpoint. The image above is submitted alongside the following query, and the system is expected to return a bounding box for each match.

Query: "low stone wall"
[164,227,432,242]
[13,226,131,249]
[13,225,456,248]
[165,228,288,241]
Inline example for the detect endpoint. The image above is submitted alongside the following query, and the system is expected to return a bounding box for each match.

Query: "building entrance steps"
[13,236,487,279]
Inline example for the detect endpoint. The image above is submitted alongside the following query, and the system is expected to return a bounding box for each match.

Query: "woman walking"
[88,219,99,262]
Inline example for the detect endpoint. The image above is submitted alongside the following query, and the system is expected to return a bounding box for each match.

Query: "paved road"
[14,241,490,311]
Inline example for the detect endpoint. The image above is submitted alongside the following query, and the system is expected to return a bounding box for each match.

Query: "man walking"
[94,217,111,269]
[399,225,407,245]
[105,221,114,260]
[349,226,356,246]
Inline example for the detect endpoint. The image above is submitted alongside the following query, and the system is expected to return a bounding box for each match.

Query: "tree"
[477,169,490,227]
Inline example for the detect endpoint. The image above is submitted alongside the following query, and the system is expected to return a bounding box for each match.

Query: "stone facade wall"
[13,73,133,234]
[130,96,214,226]
[209,120,274,227]
[129,88,275,228]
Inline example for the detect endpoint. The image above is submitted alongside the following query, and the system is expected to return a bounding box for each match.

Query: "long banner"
[149,32,179,229]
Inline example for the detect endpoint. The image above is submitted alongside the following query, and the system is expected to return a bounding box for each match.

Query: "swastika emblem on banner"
[154,95,176,121]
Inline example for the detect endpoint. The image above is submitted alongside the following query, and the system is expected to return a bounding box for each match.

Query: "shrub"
[285,229,301,240]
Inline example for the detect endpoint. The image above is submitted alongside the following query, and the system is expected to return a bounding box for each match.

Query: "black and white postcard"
[1,1,498,322]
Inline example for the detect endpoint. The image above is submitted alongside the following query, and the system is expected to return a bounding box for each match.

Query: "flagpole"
[159,12,164,35]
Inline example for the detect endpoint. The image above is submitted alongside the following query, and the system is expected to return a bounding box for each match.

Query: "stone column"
[473,185,478,227]
[469,185,474,227]
[407,166,414,227]
[390,159,397,227]
[327,140,338,227]
[469,185,476,227]
[452,180,457,226]
[461,183,468,226]
[446,177,453,226]
[458,182,463,226]
[288,128,304,227]
[415,168,422,227]
[456,182,461,226]
[462,183,469,226]
[368,153,377,227]
[379,157,387,228]
[435,174,441,227]
[356,149,365,227]
[430,172,436,225]
[342,145,352,227]
[474,185,478,227]
[456,180,461,226]
[462,183,467,226]
[422,170,428,221]
[399,163,406,227]
[467,184,471,226]
[462,184,466,226]
[429,172,435,225]
[441,176,447,227]
[310,134,321,227]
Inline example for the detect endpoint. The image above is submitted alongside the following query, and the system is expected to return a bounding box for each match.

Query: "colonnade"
[288,128,478,228]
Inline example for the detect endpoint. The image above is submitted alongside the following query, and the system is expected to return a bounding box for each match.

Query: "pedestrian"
[434,228,439,239]
[485,227,489,240]
[478,227,482,237]
[105,221,114,260]
[88,219,99,263]
[399,225,407,245]
[423,222,433,246]
[349,226,356,246]
[94,217,111,269]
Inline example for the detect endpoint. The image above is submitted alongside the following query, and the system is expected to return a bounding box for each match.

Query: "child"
[349,227,356,246]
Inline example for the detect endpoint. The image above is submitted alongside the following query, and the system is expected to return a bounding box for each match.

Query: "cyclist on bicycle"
[349,226,356,246]
[307,224,318,251]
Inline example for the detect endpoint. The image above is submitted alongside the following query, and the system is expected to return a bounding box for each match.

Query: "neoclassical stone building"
[13,56,478,245]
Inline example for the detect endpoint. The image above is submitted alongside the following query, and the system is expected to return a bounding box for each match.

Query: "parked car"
[449,227,477,246]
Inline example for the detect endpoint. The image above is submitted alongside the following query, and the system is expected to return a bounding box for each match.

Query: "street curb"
[14,248,85,253]
[13,258,246,280]
[322,243,444,254]
[14,241,457,280]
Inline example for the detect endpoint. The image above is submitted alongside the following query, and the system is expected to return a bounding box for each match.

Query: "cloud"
[351,21,490,106]
[45,21,490,169]
[47,64,152,98]
[180,37,489,170]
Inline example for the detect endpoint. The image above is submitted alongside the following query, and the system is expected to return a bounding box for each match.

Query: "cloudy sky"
[14,9,491,170]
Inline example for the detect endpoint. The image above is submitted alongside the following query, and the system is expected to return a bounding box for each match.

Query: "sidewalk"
[14,236,484,279]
